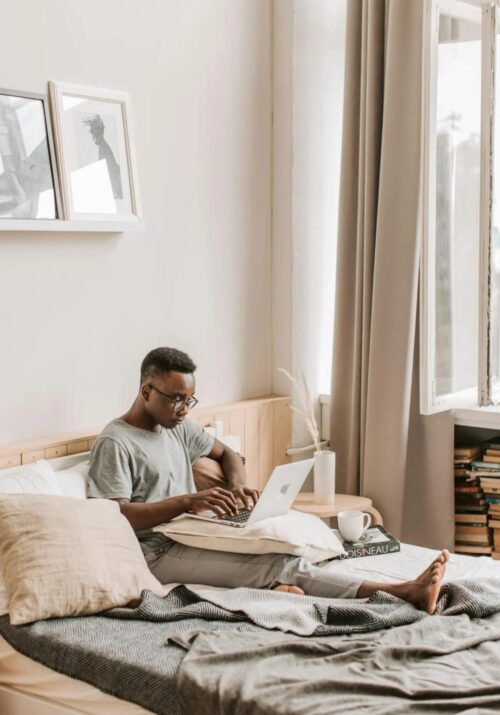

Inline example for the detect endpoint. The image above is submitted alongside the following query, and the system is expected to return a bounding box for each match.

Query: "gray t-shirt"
[87,418,214,540]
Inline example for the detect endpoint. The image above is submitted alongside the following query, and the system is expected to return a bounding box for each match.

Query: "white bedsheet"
[2,544,500,715]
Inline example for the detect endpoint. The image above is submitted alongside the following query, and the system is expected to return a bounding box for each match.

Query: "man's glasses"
[148,385,198,413]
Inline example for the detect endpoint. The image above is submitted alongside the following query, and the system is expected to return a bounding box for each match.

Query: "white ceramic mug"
[337,509,372,542]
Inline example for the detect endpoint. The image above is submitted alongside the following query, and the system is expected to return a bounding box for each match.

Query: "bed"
[2,542,500,715]
[2,430,500,714]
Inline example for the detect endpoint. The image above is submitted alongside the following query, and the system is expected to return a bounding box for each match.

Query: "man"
[88,347,449,614]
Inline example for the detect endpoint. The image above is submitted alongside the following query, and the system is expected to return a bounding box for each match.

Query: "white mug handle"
[362,513,372,533]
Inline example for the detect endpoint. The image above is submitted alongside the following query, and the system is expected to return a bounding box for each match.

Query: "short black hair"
[140,347,197,384]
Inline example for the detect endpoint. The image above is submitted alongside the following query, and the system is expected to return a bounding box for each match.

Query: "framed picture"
[49,82,142,222]
[0,88,61,220]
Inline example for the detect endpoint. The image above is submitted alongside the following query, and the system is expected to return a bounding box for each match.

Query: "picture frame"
[48,81,142,222]
[0,88,62,220]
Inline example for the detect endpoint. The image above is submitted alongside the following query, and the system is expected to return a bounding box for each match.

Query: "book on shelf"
[455,504,488,514]
[471,460,500,472]
[456,538,491,546]
[454,486,482,494]
[455,513,488,525]
[472,471,500,479]
[330,525,400,560]
[455,524,490,537]
[455,544,493,555]
[489,519,500,528]
[479,478,500,488]
[454,468,470,477]
[454,446,482,459]
[492,550,500,561]
[454,461,474,470]
[455,525,491,546]
[455,498,486,508]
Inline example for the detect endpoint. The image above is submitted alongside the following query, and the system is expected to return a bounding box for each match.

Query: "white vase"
[313,450,335,505]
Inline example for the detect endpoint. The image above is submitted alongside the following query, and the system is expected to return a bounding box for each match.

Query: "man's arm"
[115,486,240,532]
[207,438,259,509]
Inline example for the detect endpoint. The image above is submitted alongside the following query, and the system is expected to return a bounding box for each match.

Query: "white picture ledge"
[0,219,145,232]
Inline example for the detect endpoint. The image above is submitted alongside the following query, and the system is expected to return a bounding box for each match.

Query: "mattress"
[2,544,500,715]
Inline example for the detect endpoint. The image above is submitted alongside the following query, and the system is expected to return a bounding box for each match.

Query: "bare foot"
[397,549,449,614]
[272,584,305,596]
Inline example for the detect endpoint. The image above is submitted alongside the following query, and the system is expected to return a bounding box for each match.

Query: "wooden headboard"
[0,395,291,491]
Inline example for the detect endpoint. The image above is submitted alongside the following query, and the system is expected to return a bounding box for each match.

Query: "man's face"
[142,370,196,429]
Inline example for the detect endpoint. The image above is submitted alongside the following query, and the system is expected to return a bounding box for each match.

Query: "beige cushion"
[0,459,64,617]
[0,494,165,625]
[154,510,346,563]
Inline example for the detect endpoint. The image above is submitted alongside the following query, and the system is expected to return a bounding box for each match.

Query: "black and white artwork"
[0,90,60,219]
[80,113,123,200]
[49,82,141,221]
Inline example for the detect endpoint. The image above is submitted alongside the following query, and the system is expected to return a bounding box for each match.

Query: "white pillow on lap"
[154,510,346,563]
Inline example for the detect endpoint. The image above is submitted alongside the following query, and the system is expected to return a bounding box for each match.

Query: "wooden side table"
[293,493,383,526]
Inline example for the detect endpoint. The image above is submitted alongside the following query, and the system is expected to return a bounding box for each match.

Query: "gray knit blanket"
[1,581,500,715]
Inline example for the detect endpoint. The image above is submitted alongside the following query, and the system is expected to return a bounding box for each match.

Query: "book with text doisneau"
[330,525,400,560]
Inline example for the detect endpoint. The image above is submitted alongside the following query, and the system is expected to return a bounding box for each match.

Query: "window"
[421,0,500,412]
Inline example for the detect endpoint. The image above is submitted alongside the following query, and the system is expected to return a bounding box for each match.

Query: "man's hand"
[187,487,239,517]
[230,485,259,511]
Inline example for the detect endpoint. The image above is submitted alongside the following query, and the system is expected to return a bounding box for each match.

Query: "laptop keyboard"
[219,509,253,524]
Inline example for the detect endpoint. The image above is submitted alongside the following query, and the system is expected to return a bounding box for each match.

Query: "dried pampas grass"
[278,368,320,452]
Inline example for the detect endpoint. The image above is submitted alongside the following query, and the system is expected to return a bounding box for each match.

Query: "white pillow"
[154,510,346,563]
[0,460,60,495]
[0,459,61,616]
[53,461,89,499]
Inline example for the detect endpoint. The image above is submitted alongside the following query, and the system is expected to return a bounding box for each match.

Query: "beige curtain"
[330,0,454,549]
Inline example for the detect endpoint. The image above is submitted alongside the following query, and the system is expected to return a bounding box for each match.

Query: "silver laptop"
[185,458,314,528]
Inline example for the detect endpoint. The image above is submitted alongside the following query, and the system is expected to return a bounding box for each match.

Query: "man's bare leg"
[356,549,449,614]
[273,550,449,614]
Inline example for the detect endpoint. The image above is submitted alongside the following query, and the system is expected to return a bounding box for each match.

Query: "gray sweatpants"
[142,534,363,599]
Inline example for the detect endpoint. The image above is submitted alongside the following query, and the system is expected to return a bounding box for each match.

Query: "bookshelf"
[455,424,500,559]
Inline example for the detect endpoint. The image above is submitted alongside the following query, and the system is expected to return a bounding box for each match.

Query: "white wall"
[272,0,346,446]
[0,0,272,443]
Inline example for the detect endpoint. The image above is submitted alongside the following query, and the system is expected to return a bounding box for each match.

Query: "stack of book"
[454,445,491,556]
[479,440,500,560]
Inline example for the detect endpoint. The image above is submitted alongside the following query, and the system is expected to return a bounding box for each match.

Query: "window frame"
[420,0,497,413]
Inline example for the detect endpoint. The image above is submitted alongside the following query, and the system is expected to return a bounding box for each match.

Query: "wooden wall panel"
[0,454,21,469]
[229,409,246,453]
[197,414,215,428]
[67,440,89,455]
[244,405,260,490]
[0,397,291,491]
[258,402,274,489]
[44,445,68,459]
[21,449,44,464]
[212,410,231,436]
[273,398,291,466]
